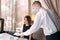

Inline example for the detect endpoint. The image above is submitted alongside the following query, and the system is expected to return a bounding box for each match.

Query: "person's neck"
[38,7,42,10]
[25,24,29,26]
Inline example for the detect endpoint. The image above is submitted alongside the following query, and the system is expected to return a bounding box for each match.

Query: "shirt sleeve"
[22,13,45,36]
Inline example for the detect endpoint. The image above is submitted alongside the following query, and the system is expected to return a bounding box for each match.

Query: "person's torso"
[37,8,57,36]
[23,24,31,32]
[23,24,31,39]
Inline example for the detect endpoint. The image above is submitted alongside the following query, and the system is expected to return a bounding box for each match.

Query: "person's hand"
[20,34,24,38]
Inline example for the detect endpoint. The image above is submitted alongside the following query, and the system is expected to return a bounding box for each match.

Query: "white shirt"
[22,8,57,36]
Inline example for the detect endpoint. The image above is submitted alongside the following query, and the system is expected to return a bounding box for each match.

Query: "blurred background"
[0,0,60,32]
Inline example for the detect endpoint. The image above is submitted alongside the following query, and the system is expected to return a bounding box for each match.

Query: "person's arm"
[22,13,45,36]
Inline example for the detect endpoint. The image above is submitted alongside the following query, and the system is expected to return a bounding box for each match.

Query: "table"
[0,33,28,40]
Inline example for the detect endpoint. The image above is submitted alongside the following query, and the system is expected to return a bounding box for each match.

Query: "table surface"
[0,33,28,40]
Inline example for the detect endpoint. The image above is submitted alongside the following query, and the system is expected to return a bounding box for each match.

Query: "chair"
[29,28,46,40]
[0,18,4,33]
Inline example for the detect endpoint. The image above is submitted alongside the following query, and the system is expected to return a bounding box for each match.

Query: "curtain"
[43,0,60,31]
[1,0,16,31]
[44,0,60,17]
[0,0,1,18]
[1,0,28,32]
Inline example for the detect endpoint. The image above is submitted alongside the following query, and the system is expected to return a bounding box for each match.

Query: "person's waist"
[45,31,57,36]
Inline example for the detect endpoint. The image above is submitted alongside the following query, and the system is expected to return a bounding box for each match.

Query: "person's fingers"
[20,34,24,38]
[21,36,24,38]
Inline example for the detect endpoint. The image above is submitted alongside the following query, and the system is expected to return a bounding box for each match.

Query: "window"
[1,0,28,32]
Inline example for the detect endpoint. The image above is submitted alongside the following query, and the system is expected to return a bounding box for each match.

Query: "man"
[20,1,58,40]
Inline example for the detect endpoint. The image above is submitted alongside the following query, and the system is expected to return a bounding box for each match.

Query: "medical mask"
[34,8,39,14]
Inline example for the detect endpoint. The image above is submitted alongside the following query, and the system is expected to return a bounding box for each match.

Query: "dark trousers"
[46,32,60,40]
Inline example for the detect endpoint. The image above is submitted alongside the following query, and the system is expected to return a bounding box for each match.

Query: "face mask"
[34,8,39,14]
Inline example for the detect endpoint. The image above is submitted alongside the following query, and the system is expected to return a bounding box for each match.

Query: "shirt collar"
[39,7,43,11]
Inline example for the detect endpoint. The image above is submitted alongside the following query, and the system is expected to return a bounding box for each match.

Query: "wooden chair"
[29,28,46,40]
[0,18,4,33]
